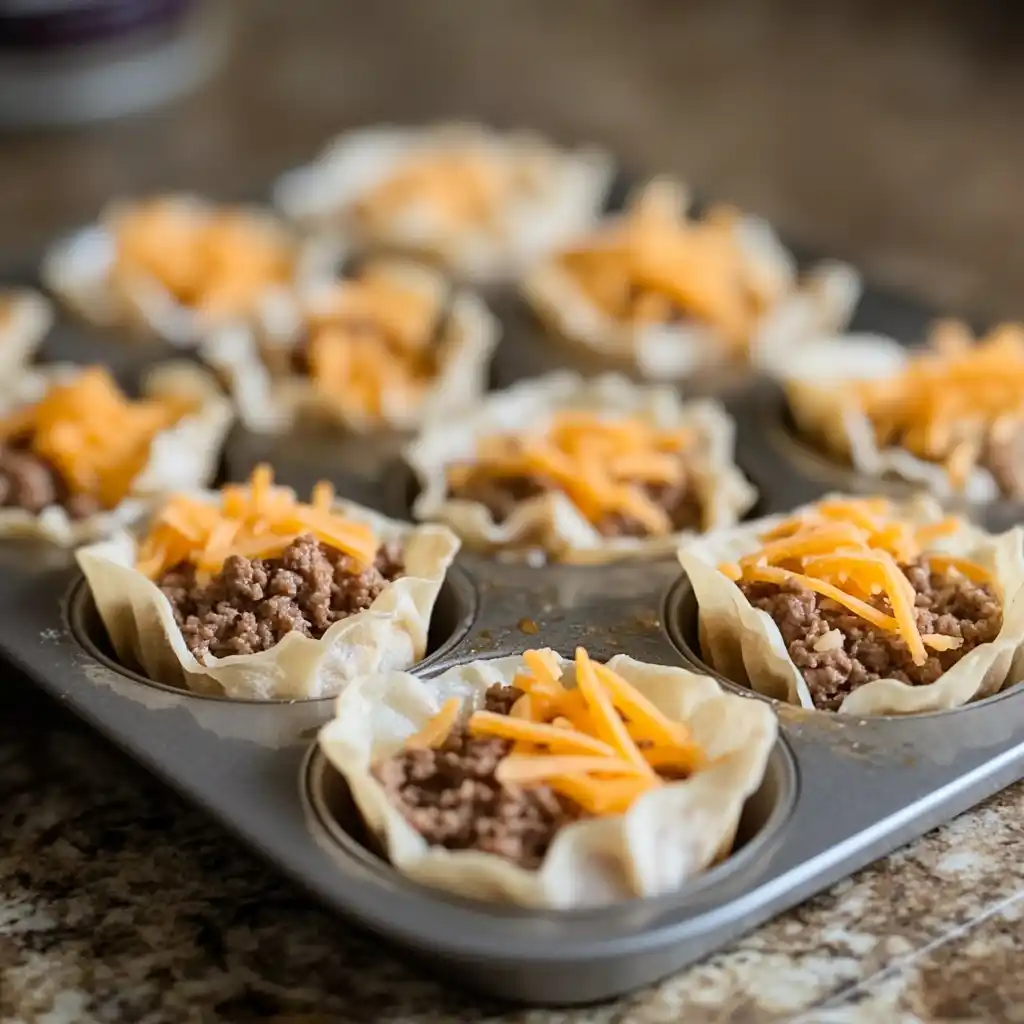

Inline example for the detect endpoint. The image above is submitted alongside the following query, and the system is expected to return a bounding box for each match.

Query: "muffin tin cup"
[4,181,1024,1005]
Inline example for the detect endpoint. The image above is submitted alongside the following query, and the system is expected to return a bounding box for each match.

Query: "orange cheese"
[724,498,993,666]
[849,321,1024,488]
[111,198,294,316]
[0,367,194,510]
[448,410,695,537]
[135,464,378,581]
[396,647,702,818]
[557,191,772,352]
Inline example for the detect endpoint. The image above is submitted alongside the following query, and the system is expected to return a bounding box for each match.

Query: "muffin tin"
[4,175,1024,1007]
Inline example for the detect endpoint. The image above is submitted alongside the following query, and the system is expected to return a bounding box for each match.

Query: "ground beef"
[739,558,1003,711]
[373,683,583,869]
[449,462,704,537]
[0,444,100,519]
[158,533,405,663]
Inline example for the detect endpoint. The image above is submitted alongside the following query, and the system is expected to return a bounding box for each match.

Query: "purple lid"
[0,0,196,52]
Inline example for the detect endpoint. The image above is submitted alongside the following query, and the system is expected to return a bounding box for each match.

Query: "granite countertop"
[4,2,1024,1021]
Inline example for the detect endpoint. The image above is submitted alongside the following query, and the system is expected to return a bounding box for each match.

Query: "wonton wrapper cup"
[41,195,337,350]
[200,260,500,435]
[318,651,778,907]
[779,334,1001,503]
[77,504,460,701]
[0,289,53,377]
[678,495,1024,715]
[272,123,614,284]
[0,361,233,547]
[406,371,758,564]
[522,178,862,382]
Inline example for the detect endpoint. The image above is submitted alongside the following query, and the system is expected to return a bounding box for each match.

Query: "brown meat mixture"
[0,443,100,519]
[449,462,704,538]
[739,558,1002,711]
[373,683,584,869]
[158,533,404,663]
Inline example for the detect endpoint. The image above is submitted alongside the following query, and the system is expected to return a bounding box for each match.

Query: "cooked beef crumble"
[739,557,1002,711]
[373,683,583,869]
[0,443,100,519]
[158,533,405,662]
[449,463,704,538]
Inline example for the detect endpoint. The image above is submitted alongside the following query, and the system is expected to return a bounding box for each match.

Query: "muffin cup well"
[677,495,1024,715]
[76,502,461,701]
[317,651,778,908]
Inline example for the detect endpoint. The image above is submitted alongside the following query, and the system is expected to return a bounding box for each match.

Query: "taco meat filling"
[374,684,581,869]
[159,533,404,663]
[739,558,1001,711]
[446,411,707,539]
[135,465,405,663]
[719,498,1003,711]
[373,647,705,869]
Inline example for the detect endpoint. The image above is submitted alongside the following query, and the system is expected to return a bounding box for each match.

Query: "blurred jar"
[0,0,230,129]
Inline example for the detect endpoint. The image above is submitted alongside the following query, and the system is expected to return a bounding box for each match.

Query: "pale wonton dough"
[778,334,1001,502]
[0,289,53,378]
[405,371,757,564]
[41,195,336,349]
[677,495,1024,715]
[522,178,861,381]
[76,502,460,701]
[0,361,233,547]
[317,652,778,907]
[272,123,613,283]
[200,260,500,435]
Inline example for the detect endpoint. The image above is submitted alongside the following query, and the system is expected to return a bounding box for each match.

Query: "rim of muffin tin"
[299,651,800,953]
[63,566,479,704]
[662,572,1024,721]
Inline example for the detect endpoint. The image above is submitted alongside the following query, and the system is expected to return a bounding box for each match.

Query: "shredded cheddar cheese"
[110,198,294,317]
[721,498,993,667]
[556,187,776,353]
[850,322,1024,490]
[0,367,194,510]
[297,268,442,422]
[135,464,378,582]
[446,411,697,536]
[404,647,704,818]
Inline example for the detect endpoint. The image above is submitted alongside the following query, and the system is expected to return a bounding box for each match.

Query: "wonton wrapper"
[0,289,53,377]
[523,178,862,381]
[272,123,613,283]
[406,371,757,564]
[0,362,233,547]
[200,260,500,434]
[77,504,460,700]
[779,334,1000,502]
[678,495,1024,715]
[318,651,778,907]
[41,195,337,349]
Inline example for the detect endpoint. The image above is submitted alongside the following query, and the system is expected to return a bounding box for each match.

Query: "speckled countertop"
[5,2,1024,1022]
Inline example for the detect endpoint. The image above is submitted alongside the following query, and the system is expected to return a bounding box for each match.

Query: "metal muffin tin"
[5,178,1024,1007]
